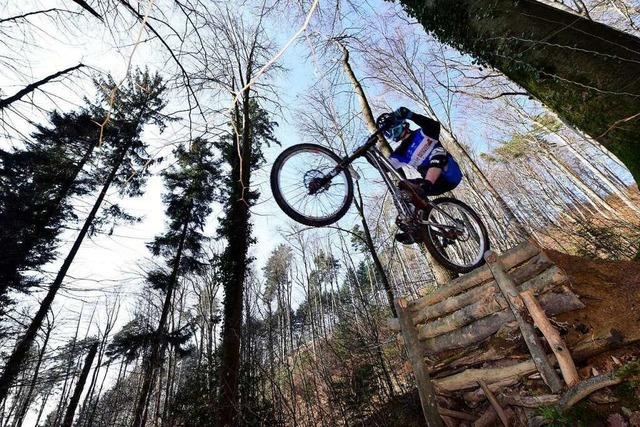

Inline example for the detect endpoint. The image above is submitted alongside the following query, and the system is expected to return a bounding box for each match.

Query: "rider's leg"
[395,176,459,245]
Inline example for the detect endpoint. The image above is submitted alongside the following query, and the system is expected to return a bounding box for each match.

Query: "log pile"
[391,240,640,426]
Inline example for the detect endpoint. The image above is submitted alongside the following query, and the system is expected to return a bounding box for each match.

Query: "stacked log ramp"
[391,240,638,426]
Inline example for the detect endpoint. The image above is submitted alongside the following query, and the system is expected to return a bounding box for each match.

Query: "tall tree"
[130,137,219,426]
[216,99,279,425]
[0,110,98,316]
[0,69,169,403]
[397,0,640,182]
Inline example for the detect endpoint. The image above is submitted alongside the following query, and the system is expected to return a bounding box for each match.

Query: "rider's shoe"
[395,232,417,245]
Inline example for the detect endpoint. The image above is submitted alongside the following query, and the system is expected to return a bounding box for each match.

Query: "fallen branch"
[500,394,559,408]
[485,250,562,393]
[559,371,621,410]
[479,380,510,426]
[521,289,579,386]
[438,407,476,422]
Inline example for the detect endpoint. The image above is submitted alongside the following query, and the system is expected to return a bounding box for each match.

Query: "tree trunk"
[217,92,254,426]
[339,42,456,285]
[353,182,397,316]
[61,342,98,427]
[13,321,52,427]
[399,0,640,183]
[0,142,130,403]
[132,214,190,427]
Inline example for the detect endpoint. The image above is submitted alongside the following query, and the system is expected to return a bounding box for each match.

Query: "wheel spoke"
[274,147,351,223]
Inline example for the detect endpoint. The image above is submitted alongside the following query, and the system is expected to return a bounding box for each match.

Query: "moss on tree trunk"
[398,0,640,183]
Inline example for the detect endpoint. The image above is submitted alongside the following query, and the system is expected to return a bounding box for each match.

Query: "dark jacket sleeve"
[410,113,440,140]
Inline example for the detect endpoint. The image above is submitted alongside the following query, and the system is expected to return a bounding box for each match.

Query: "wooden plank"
[395,298,443,427]
[412,241,539,303]
[485,250,563,393]
[521,290,580,386]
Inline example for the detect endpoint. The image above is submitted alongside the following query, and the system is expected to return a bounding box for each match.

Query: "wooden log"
[422,292,584,354]
[411,252,554,320]
[438,407,477,422]
[479,380,510,426]
[521,289,580,386]
[414,265,565,328]
[435,332,638,392]
[395,298,443,427]
[572,329,640,360]
[485,250,563,393]
[435,358,546,392]
[463,378,519,406]
[412,241,539,302]
[559,371,623,410]
[419,293,506,339]
[500,394,559,408]
[417,266,565,340]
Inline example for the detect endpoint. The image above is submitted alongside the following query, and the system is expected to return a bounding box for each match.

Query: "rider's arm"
[408,112,440,140]
[418,146,448,183]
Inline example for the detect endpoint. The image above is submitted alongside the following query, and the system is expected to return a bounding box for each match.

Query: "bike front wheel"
[421,197,490,273]
[270,143,354,227]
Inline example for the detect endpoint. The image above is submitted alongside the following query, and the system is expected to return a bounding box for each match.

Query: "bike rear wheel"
[421,197,489,273]
[270,143,354,227]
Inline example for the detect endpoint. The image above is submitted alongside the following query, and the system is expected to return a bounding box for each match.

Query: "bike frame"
[326,131,462,232]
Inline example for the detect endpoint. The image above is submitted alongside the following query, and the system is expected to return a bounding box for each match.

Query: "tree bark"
[217,90,253,426]
[520,289,579,386]
[13,320,52,427]
[132,214,191,427]
[61,342,98,427]
[398,0,640,183]
[396,298,444,427]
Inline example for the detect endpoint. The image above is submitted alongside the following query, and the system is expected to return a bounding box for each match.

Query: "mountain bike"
[270,113,489,273]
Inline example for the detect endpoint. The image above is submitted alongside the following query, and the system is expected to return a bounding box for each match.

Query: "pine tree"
[129,137,219,426]
[0,69,169,403]
[0,111,98,315]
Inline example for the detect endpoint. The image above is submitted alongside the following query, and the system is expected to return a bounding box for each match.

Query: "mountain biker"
[382,107,463,244]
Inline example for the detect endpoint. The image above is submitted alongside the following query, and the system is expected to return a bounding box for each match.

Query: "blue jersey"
[389,129,462,185]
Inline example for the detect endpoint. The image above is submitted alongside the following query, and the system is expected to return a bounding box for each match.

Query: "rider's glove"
[394,107,413,120]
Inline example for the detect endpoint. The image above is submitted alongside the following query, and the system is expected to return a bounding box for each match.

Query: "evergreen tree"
[0,111,98,315]
[128,137,219,427]
[0,69,169,403]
